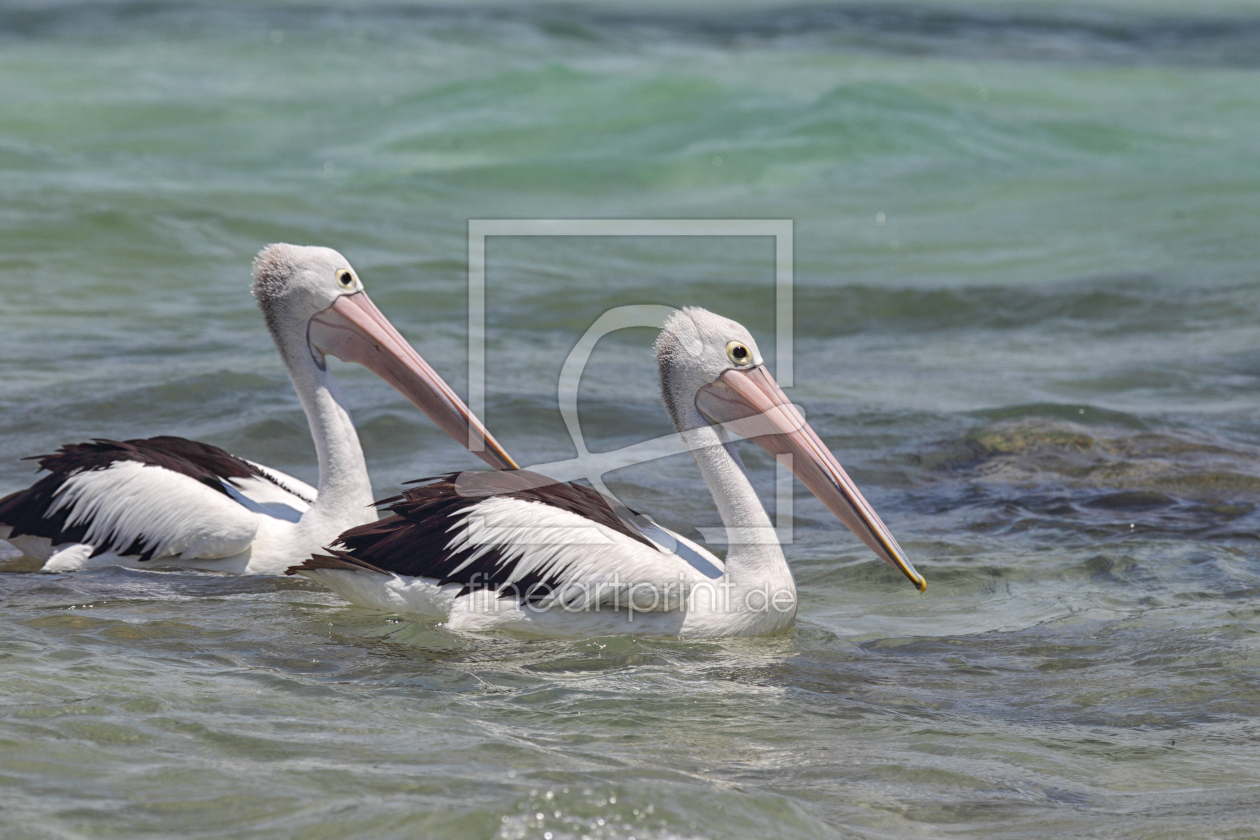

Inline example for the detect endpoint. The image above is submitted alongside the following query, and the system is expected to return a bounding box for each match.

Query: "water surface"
[2,2,1259,837]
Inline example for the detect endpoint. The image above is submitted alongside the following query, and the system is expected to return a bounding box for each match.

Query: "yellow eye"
[336,269,355,289]
[725,341,752,366]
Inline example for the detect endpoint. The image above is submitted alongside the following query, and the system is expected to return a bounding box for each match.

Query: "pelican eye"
[725,341,752,366]
[336,269,355,289]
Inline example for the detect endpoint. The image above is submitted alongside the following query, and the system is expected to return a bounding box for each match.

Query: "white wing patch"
[240,460,317,506]
[223,477,311,523]
[49,461,259,561]
[446,497,718,611]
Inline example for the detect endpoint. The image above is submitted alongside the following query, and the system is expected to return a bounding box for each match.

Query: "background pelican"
[0,244,517,575]
[289,307,923,638]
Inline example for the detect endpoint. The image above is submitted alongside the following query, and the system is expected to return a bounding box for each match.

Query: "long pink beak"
[306,291,518,471]
[695,365,925,592]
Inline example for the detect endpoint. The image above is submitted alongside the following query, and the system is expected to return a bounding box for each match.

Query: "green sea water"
[2,1,1260,837]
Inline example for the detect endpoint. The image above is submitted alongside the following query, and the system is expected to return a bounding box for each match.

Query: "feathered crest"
[250,243,303,302]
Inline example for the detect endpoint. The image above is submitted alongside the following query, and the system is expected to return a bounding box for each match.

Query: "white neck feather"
[275,325,376,535]
[671,400,796,603]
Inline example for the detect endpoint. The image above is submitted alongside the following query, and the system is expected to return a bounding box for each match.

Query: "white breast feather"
[50,461,259,560]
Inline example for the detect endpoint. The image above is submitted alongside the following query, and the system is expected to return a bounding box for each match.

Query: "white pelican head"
[251,244,517,471]
[656,307,925,592]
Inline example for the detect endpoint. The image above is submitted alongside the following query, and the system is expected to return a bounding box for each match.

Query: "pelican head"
[251,244,517,471]
[655,307,924,592]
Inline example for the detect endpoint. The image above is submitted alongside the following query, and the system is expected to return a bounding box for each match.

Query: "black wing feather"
[0,436,292,560]
[288,470,660,603]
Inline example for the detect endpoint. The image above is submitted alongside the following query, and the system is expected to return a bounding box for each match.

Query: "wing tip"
[285,551,390,576]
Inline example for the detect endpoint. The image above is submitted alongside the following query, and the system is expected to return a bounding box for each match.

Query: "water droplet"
[711,156,723,167]
[323,161,334,173]
[269,30,284,44]
[875,212,885,224]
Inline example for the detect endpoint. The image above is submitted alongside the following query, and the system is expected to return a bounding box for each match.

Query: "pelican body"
[0,244,517,575]
[290,308,923,638]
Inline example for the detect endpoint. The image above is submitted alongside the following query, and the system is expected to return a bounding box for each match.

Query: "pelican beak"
[694,365,924,592]
[307,291,518,471]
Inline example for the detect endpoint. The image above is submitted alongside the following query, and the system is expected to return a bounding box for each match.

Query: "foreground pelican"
[289,308,923,638]
[0,244,517,575]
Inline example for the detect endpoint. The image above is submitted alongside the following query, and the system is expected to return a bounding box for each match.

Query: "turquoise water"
[3,1,1260,837]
